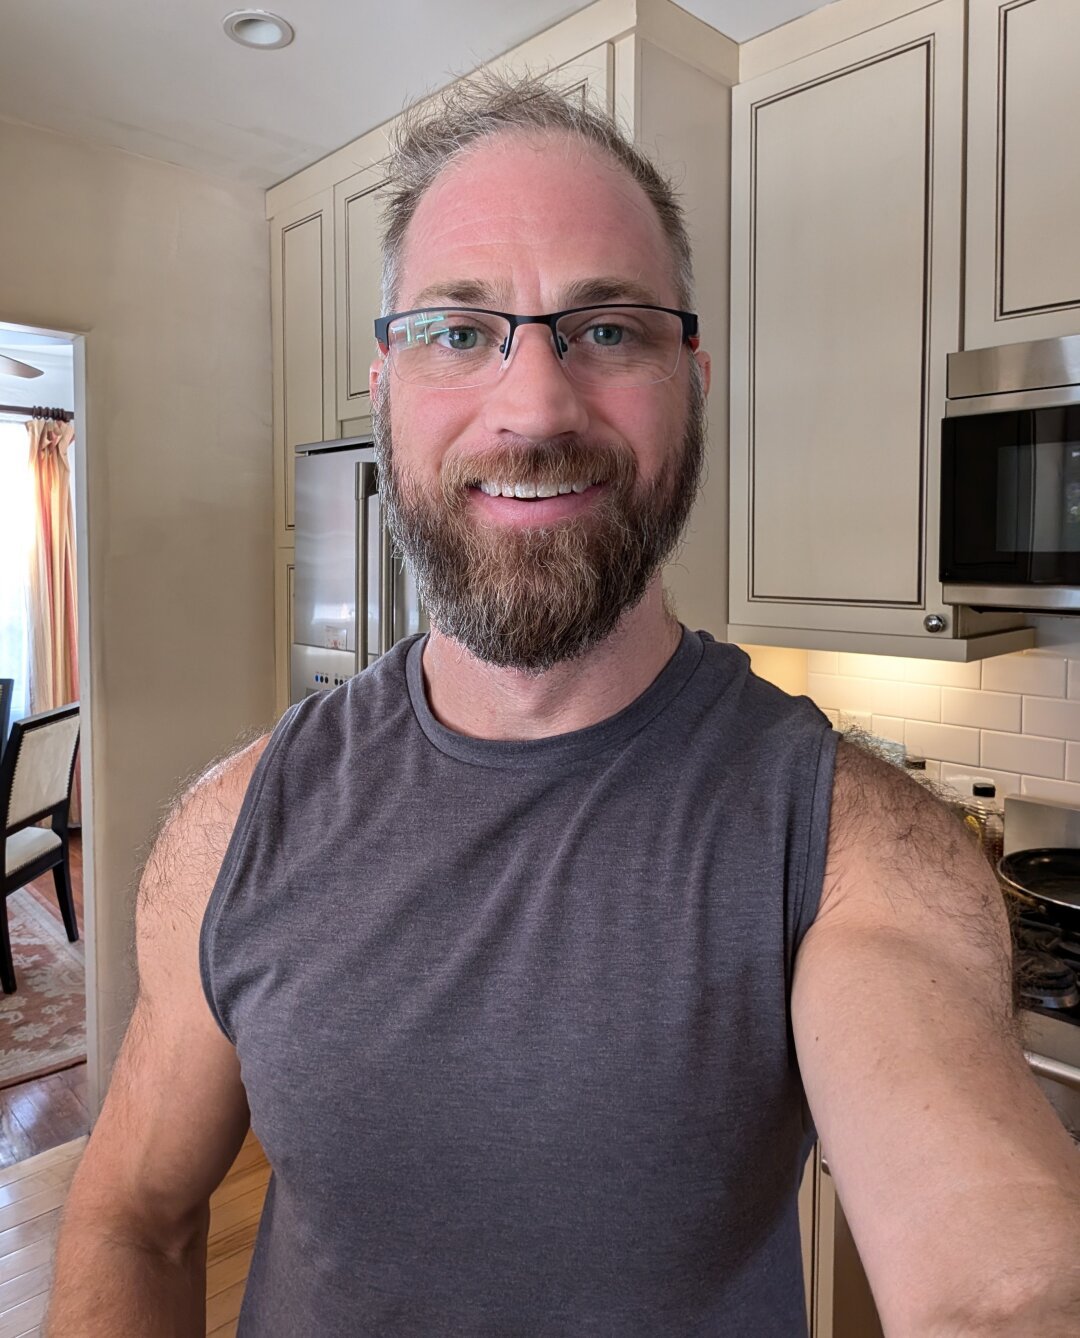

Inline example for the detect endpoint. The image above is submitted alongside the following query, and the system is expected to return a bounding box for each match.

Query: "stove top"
[1015,912,1080,1022]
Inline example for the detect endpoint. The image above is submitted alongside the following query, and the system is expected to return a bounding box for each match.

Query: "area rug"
[0,889,86,1090]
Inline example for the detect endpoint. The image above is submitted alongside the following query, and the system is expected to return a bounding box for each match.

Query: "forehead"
[396,131,678,308]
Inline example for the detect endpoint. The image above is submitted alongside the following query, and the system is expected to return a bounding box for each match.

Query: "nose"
[479,324,590,441]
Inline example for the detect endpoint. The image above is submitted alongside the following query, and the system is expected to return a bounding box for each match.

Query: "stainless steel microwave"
[941,334,1080,613]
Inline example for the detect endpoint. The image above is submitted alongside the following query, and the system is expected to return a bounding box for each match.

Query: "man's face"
[370,131,711,673]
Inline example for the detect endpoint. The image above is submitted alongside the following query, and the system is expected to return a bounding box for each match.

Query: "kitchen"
[3,0,1080,1332]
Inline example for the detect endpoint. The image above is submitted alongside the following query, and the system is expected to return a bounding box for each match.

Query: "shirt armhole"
[198,717,294,1043]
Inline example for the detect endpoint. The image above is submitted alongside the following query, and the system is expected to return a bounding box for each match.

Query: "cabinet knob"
[924,614,948,634]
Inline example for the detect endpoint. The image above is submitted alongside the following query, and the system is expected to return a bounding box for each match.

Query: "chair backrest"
[0,680,11,757]
[0,703,80,833]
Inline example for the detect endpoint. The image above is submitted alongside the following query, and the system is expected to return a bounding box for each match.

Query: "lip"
[466,483,604,526]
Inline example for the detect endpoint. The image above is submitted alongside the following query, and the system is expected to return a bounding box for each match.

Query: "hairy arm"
[46,736,269,1336]
[793,740,1080,1336]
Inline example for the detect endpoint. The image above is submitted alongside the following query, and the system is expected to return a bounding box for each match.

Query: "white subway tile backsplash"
[904,720,980,766]
[837,710,873,733]
[899,682,942,722]
[940,687,1022,732]
[806,673,842,710]
[981,730,1064,778]
[922,759,942,781]
[807,651,839,675]
[1022,695,1080,742]
[939,762,1021,798]
[832,677,878,713]
[871,715,906,744]
[982,652,1067,698]
[1020,775,1080,805]
[837,652,906,681]
[900,658,981,688]
[806,639,1080,794]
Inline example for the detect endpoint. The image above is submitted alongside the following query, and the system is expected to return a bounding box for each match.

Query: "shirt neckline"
[405,626,706,769]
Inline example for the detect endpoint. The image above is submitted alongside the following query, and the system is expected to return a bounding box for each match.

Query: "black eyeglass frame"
[373,304,699,369]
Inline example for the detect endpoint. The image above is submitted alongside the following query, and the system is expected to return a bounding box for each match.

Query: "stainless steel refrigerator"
[290,438,426,705]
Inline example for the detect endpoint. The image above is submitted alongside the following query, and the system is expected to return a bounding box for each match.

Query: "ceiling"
[0,1,834,191]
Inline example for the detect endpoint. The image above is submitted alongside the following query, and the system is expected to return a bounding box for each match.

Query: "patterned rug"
[0,889,86,1090]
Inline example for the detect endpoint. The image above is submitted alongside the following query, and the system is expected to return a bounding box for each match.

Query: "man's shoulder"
[138,734,271,926]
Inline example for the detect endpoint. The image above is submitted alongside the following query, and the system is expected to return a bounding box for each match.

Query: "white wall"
[0,116,274,1092]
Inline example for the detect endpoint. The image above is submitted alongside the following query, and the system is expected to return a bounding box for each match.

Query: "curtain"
[27,417,80,823]
[0,423,34,732]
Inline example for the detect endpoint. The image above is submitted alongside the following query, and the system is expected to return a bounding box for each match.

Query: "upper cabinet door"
[966,0,1080,349]
[335,159,392,428]
[270,190,337,540]
[729,0,966,647]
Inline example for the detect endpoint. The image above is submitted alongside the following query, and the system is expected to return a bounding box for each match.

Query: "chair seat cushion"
[6,827,62,876]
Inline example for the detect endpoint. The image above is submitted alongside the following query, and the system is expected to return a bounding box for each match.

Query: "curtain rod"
[0,404,74,423]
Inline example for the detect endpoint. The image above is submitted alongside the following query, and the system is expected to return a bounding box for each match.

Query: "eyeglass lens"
[385,308,685,389]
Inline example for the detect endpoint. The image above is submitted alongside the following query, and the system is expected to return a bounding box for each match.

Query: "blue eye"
[444,326,479,350]
[589,324,624,347]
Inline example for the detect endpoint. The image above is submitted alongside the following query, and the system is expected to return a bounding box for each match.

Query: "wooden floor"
[0,835,90,1169]
[0,1128,269,1336]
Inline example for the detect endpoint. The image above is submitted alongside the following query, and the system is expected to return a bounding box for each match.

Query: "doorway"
[0,321,93,1164]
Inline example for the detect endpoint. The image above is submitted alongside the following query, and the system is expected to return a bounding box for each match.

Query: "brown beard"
[373,379,706,673]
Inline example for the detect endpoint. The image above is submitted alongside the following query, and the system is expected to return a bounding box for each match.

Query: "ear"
[693,347,712,396]
[370,354,385,402]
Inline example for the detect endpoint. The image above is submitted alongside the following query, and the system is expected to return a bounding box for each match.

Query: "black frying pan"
[997,848,1080,931]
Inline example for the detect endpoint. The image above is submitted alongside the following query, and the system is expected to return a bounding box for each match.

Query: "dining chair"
[0,679,12,759]
[0,702,81,993]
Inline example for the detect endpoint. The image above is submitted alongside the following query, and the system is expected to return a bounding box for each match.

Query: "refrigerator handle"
[356,461,377,670]
[379,518,396,654]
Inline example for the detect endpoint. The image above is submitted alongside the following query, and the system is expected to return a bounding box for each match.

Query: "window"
[0,421,33,729]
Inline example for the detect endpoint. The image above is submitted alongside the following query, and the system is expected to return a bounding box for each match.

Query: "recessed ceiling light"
[222,9,294,49]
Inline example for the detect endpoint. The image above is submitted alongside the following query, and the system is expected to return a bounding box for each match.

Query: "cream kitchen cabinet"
[270,190,338,544]
[728,0,1033,660]
[965,0,1080,349]
[334,159,391,430]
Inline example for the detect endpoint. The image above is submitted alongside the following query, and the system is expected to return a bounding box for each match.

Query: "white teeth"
[477,479,593,498]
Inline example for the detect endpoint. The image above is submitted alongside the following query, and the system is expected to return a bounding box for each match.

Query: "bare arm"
[793,740,1080,1336]
[46,736,269,1337]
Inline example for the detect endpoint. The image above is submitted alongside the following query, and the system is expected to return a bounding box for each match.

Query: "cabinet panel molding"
[966,0,1080,346]
[335,161,392,424]
[270,192,337,542]
[729,1,976,648]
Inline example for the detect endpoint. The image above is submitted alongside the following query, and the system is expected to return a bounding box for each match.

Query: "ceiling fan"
[0,354,43,379]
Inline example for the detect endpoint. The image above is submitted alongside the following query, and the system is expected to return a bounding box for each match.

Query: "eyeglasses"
[373,304,698,390]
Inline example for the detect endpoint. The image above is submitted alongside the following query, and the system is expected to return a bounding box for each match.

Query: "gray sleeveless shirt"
[201,629,837,1336]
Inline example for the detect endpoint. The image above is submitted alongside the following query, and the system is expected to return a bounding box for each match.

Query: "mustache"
[439,438,637,500]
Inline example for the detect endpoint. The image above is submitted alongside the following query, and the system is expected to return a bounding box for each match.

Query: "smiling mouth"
[472,479,597,499]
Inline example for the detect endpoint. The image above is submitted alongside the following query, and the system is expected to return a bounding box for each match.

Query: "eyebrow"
[408,276,665,312]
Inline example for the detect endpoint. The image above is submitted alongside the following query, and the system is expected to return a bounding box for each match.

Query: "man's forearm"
[46,1207,208,1337]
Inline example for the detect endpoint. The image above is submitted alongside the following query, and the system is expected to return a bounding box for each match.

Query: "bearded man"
[48,74,1080,1337]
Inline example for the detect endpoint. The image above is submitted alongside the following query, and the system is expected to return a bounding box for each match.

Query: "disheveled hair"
[379,67,695,312]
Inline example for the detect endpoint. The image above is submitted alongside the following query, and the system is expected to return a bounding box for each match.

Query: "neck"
[421,580,682,740]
